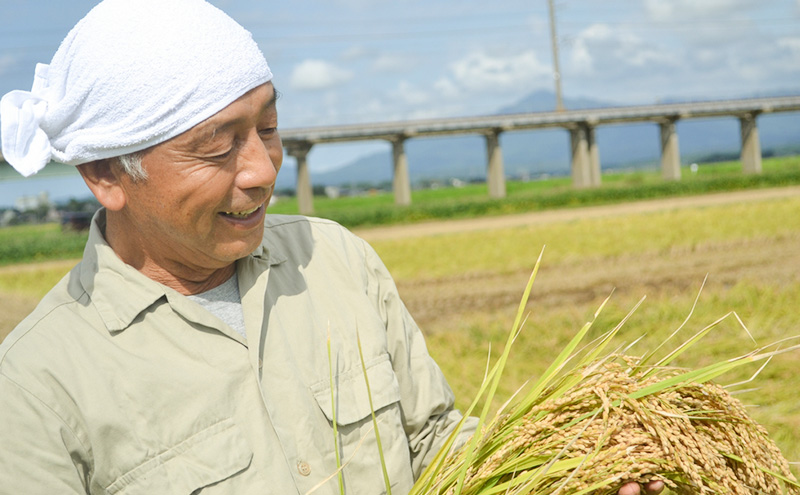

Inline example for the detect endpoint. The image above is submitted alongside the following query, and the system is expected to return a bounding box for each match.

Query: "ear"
[77,159,127,211]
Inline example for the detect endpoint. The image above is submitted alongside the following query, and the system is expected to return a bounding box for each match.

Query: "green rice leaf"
[356,327,392,495]
[327,324,345,495]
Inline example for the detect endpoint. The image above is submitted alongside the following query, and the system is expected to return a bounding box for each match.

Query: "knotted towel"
[0,0,273,176]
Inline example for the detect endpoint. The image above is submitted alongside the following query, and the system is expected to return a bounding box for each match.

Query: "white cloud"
[759,37,800,81]
[263,0,800,125]
[433,77,461,99]
[340,45,372,62]
[445,50,551,93]
[568,23,679,77]
[556,10,800,103]
[644,0,759,20]
[289,59,354,91]
[389,80,430,106]
[371,53,417,73]
[692,48,723,67]
[778,37,800,54]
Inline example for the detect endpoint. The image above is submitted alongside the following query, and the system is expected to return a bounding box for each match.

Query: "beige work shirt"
[0,211,473,494]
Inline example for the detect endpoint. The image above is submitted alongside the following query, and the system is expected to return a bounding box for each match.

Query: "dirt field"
[2,186,799,341]
[355,186,800,335]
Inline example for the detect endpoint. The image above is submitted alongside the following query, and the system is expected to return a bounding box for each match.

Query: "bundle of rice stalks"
[411,252,800,495]
[421,357,798,494]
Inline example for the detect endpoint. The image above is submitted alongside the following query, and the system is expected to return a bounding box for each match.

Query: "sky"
[1,0,800,207]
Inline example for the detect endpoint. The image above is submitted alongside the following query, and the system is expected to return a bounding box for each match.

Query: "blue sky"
[1,0,800,206]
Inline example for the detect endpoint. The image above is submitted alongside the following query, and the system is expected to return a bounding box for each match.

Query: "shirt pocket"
[106,418,253,495]
[310,353,412,492]
[311,352,402,425]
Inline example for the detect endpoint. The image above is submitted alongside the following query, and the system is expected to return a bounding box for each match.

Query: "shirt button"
[297,461,311,476]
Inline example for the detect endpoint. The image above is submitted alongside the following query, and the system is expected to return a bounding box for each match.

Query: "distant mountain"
[276,89,800,190]
[496,89,609,113]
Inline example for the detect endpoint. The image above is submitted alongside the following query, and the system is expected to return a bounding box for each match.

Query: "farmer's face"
[116,83,283,272]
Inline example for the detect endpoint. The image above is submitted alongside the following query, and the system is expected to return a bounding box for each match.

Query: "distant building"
[324,186,341,199]
[15,191,53,212]
[0,209,19,227]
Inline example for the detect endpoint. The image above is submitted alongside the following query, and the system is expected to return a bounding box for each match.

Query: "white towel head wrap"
[0,0,273,177]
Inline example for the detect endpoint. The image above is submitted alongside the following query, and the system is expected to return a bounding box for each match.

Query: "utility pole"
[547,0,565,111]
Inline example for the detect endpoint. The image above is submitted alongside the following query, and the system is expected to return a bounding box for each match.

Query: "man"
[0,1,663,493]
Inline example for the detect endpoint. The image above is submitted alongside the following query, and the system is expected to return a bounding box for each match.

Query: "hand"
[618,479,665,495]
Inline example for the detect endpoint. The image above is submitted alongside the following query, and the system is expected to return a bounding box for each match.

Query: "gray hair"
[117,152,147,181]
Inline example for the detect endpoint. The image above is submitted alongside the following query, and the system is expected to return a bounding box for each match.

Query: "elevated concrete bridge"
[279,95,800,214]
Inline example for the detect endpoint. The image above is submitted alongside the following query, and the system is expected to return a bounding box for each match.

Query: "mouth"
[221,204,262,219]
[219,202,266,224]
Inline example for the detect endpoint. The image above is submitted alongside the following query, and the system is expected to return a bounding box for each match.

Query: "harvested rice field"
[363,186,800,481]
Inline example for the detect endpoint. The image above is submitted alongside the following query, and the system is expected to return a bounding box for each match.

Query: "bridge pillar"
[570,123,600,188]
[390,136,412,206]
[285,141,314,215]
[659,118,681,181]
[739,113,762,175]
[484,129,506,198]
[588,125,601,187]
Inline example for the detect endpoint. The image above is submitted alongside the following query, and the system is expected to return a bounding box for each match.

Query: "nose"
[235,129,281,191]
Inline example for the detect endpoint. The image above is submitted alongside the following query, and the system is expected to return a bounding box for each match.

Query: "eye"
[258,127,277,138]
[206,138,239,160]
[209,147,234,160]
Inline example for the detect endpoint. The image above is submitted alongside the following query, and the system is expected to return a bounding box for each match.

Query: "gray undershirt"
[187,272,247,339]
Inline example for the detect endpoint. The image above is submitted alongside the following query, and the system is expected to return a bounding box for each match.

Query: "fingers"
[617,479,665,495]
[617,482,641,495]
[644,480,665,494]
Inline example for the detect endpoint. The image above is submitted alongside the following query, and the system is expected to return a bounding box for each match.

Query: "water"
[0,173,92,209]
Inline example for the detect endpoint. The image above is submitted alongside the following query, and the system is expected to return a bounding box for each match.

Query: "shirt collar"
[79,208,286,333]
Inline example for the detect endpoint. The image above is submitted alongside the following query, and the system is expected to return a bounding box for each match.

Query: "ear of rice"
[411,255,800,495]
[425,355,800,495]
